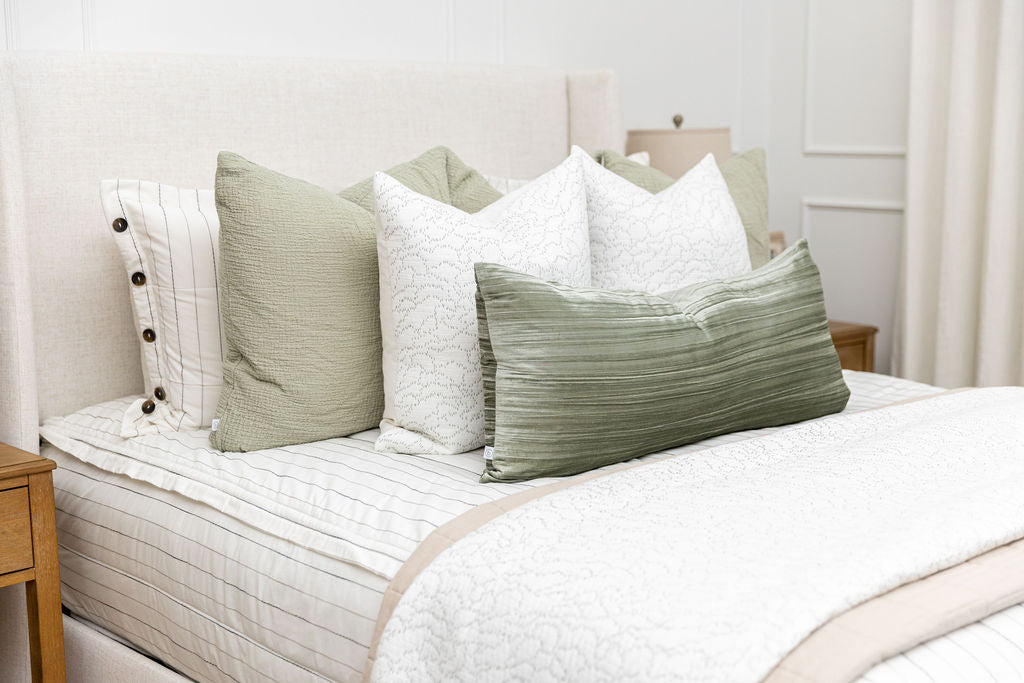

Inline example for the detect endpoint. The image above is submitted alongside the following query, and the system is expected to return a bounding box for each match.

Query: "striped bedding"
[39,371,1024,682]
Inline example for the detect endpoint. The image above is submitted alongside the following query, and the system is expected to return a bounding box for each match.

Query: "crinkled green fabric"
[476,239,849,483]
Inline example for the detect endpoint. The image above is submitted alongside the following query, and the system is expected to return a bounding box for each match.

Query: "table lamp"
[625,114,732,178]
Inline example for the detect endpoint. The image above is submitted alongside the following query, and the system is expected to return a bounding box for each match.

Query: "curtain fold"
[894,0,1024,387]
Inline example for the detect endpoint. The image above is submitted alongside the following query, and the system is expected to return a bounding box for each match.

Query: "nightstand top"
[828,320,879,343]
[0,443,55,479]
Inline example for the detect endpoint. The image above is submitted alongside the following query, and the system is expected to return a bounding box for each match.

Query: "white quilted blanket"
[371,388,1024,682]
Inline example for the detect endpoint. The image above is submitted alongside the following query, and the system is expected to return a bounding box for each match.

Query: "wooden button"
[142,328,156,343]
[154,386,165,401]
[141,400,156,414]
[131,272,146,286]
[112,217,128,232]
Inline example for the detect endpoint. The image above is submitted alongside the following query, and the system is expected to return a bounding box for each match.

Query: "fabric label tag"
[211,418,220,432]
[483,446,494,461]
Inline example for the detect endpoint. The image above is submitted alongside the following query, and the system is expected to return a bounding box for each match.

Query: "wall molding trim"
[444,0,456,62]
[804,144,907,157]
[494,0,505,64]
[801,0,907,158]
[731,0,744,151]
[81,0,96,51]
[800,196,905,241]
[3,0,17,50]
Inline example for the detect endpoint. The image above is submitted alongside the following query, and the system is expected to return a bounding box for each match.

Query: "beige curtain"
[894,0,1024,387]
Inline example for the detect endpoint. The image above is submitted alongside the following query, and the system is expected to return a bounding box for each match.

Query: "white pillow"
[375,153,591,455]
[100,180,223,436]
[626,150,651,166]
[577,147,751,293]
[484,150,650,194]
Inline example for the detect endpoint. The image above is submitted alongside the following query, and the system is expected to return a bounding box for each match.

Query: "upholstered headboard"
[0,52,624,452]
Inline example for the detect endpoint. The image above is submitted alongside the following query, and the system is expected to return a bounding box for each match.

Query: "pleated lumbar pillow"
[375,152,591,456]
[211,147,501,452]
[593,147,772,269]
[475,238,850,483]
[101,180,224,436]
[577,146,751,293]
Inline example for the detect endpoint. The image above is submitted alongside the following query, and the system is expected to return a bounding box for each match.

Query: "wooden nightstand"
[1,443,66,682]
[829,320,879,372]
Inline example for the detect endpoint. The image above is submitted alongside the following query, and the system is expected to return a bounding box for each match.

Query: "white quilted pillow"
[484,150,649,194]
[577,147,751,293]
[375,153,591,455]
[100,180,223,436]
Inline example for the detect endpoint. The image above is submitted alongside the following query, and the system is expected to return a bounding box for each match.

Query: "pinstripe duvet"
[40,372,1024,682]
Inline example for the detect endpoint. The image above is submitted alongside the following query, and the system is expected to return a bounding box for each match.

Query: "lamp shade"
[626,127,732,178]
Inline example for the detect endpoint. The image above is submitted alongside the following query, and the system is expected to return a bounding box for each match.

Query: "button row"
[118,216,166,419]
[141,387,166,416]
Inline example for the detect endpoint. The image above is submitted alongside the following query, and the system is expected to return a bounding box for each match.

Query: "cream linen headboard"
[0,52,624,452]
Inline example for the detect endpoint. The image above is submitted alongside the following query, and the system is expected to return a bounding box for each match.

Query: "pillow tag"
[483,446,494,461]
[211,418,220,432]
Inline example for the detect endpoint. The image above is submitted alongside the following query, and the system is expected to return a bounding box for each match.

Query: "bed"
[2,52,1024,683]
[31,374,1024,682]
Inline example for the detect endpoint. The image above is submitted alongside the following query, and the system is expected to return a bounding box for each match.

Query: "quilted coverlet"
[369,388,1024,682]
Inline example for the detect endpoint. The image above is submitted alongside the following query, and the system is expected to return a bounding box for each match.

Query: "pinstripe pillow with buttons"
[100,180,224,436]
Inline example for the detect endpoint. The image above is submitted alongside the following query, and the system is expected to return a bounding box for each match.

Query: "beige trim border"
[363,388,976,681]
[766,537,1024,682]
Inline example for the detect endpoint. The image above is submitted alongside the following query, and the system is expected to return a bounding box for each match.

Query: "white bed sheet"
[41,371,1019,682]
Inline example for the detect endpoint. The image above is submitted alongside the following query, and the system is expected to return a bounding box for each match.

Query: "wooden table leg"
[24,471,66,683]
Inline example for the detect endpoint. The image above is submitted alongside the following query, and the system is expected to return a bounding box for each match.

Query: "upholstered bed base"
[0,590,186,683]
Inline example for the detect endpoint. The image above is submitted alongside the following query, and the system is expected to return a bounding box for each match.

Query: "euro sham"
[475,238,849,483]
[211,147,500,452]
[593,147,772,269]
[579,147,751,292]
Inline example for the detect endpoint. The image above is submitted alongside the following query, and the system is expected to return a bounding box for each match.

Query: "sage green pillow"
[339,146,501,214]
[593,148,772,269]
[475,239,849,483]
[212,147,501,452]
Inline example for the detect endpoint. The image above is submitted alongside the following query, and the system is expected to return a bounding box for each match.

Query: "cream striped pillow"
[100,180,224,436]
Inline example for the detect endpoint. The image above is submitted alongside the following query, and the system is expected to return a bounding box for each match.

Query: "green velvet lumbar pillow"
[212,147,501,452]
[593,148,771,269]
[475,239,849,483]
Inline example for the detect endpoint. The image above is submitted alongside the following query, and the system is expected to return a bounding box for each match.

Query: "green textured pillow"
[593,148,772,269]
[339,146,501,214]
[212,147,501,452]
[475,239,849,483]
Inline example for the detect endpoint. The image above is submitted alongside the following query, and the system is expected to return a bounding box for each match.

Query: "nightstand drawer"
[829,320,878,373]
[0,486,34,575]
[835,342,870,372]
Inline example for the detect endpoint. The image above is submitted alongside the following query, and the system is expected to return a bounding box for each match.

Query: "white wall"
[768,0,911,373]
[0,0,909,373]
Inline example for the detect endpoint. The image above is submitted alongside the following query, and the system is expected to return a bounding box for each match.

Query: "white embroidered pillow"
[375,153,590,455]
[100,180,223,436]
[577,147,751,293]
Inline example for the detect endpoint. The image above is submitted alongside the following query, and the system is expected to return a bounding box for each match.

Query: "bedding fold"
[367,387,1024,683]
